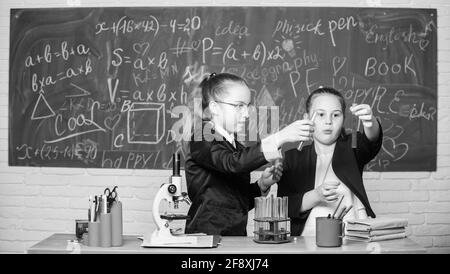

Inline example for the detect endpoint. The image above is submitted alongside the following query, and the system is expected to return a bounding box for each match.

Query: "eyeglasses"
[215,100,252,112]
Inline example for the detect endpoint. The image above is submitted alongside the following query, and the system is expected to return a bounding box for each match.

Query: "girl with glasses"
[184,72,314,236]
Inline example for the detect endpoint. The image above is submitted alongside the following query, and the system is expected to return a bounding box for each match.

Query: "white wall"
[0,0,449,253]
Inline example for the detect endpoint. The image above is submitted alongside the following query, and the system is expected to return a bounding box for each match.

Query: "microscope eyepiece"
[172,153,180,176]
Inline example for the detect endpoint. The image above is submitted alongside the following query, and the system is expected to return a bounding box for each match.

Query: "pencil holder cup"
[100,212,112,247]
[88,221,101,247]
[110,201,123,246]
[316,217,344,247]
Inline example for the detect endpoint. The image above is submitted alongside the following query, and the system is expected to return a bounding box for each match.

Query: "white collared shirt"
[213,123,236,148]
[301,142,367,236]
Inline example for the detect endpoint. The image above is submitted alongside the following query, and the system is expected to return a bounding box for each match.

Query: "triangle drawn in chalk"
[66,82,91,97]
[257,85,276,107]
[31,93,55,120]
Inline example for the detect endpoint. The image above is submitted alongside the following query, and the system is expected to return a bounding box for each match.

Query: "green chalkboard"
[9,7,437,171]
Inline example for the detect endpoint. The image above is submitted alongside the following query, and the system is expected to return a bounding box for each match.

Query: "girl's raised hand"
[350,104,375,128]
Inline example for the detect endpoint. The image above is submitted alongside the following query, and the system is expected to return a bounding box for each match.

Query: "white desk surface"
[27,233,426,254]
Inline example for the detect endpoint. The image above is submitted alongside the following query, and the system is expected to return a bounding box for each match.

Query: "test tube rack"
[253,196,291,244]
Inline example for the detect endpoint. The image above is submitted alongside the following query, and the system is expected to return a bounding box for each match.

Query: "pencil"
[297,111,317,151]
[331,195,344,219]
[336,206,346,220]
[340,205,353,220]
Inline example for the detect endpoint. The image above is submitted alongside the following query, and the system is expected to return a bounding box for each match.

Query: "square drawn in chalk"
[127,102,165,144]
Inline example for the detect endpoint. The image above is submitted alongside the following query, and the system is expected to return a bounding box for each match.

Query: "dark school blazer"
[184,122,269,236]
[277,122,383,236]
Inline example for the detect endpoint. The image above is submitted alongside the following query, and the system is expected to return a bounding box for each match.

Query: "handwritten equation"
[9,7,437,170]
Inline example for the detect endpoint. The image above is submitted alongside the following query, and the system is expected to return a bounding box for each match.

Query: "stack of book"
[345,218,408,242]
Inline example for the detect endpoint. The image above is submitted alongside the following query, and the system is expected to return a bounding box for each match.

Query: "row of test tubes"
[254,195,288,221]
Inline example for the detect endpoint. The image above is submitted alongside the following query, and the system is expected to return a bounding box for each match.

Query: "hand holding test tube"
[350,103,377,148]
[297,111,317,151]
[350,103,379,144]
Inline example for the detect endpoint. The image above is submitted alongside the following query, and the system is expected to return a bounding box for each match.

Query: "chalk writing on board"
[9,7,437,171]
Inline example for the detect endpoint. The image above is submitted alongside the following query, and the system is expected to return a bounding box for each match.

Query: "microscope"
[141,153,218,247]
